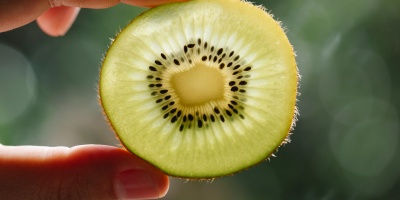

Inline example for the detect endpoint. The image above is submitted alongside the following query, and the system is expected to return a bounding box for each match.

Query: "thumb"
[0,145,169,200]
[36,6,80,37]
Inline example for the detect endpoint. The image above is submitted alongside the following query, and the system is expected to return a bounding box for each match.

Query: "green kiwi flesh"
[100,0,298,178]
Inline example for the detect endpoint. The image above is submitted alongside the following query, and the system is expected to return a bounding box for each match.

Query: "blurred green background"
[1,0,400,199]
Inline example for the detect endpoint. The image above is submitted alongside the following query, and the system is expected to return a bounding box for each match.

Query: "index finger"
[62,0,186,8]
[0,0,186,33]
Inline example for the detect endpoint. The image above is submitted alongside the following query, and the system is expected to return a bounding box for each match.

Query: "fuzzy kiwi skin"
[99,0,299,179]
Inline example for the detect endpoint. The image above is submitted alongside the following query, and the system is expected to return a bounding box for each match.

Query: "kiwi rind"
[99,0,299,178]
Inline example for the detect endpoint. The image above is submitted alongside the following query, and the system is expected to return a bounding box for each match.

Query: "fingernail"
[115,169,160,200]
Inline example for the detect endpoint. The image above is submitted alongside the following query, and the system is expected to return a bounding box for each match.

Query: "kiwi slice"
[100,0,298,178]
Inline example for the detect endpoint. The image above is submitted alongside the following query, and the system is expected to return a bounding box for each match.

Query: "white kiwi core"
[171,64,225,106]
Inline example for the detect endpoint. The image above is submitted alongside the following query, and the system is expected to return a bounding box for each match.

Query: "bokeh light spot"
[329,99,399,196]
[0,44,37,126]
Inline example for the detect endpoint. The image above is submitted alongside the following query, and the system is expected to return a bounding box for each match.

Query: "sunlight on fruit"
[100,0,297,178]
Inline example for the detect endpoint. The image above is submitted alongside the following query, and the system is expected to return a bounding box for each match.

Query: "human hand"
[0,0,186,36]
[0,1,187,199]
[0,144,169,200]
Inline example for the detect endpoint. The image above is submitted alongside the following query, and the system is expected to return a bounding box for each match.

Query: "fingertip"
[114,169,169,199]
[123,0,187,8]
[157,173,170,198]
[69,145,170,199]
[146,165,170,198]
[37,6,80,37]
[0,145,170,199]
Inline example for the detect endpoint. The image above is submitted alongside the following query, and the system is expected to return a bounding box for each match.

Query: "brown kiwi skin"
[97,1,299,179]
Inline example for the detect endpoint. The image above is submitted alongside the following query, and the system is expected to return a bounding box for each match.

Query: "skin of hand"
[0,145,169,200]
[0,0,186,36]
[0,0,186,199]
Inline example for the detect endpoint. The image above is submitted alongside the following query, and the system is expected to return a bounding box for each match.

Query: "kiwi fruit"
[99,0,298,178]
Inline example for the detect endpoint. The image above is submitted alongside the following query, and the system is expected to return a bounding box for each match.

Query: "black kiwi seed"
[177,110,182,117]
[155,60,162,65]
[217,48,223,55]
[210,115,215,122]
[244,66,252,71]
[161,53,167,60]
[171,116,177,123]
[149,66,157,71]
